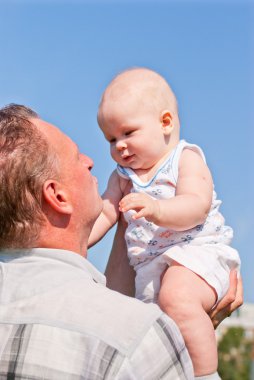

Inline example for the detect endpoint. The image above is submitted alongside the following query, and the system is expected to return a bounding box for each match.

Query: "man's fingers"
[212,270,237,313]
[232,275,243,308]
[209,270,243,329]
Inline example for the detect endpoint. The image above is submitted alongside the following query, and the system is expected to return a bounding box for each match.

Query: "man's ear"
[160,110,174,135]
[43,180,73,215]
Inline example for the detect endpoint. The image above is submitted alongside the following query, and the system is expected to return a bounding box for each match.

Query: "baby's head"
[98,68,180,170]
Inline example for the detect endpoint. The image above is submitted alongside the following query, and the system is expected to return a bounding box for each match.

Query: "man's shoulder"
[0,248,194,379]
[58,280,163,354]
[0,249,162,355]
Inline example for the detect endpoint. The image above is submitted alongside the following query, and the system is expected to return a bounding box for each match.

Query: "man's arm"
[125,313,195,379]
[105,214,135,297]
[88,170,122,248]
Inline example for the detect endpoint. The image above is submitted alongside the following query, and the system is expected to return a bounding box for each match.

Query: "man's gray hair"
[0,104,59,248]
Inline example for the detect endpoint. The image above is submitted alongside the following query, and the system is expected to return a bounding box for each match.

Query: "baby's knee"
[158,286,201,322]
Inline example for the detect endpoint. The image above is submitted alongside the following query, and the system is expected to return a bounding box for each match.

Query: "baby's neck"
[134,143,177,182]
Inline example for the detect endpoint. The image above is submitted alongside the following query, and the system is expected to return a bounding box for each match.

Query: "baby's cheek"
[110,149,118,162]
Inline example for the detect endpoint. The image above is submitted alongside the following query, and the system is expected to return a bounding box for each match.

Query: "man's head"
[0,104,101,254]
[0,104,59,248]
[97,68,180,170]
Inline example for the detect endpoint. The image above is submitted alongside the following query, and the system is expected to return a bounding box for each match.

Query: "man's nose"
[116,139,127,151]
[83,155,94,170]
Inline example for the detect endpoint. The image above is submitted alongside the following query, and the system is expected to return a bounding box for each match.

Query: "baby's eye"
[109,138,116,144]
[125,130,134,136]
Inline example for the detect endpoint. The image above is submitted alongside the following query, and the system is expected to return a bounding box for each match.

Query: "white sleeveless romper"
[117,140,240,303]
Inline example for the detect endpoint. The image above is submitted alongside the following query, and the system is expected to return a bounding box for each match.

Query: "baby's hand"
[119,193,160,222]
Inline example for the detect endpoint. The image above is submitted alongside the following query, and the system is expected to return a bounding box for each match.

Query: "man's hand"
[119,193,160,222]
[209,270,243,329]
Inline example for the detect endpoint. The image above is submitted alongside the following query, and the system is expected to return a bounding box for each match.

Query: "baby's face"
[98,95,170,171]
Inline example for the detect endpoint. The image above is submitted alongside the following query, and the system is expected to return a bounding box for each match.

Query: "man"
[0,104,242,380]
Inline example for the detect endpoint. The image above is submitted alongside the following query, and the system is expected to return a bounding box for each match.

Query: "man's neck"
[37,228,88,258]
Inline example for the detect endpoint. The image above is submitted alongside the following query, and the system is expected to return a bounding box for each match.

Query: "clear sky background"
[0,0,253,302]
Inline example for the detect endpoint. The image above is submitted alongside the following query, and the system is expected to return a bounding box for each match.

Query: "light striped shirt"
[0,248,194,379]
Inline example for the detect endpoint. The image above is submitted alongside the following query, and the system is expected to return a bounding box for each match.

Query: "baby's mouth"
[122,154,134,162]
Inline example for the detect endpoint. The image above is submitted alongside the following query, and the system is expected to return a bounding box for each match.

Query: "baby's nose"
[116,140,127,151]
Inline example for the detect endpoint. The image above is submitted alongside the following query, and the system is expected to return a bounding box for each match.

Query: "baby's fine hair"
[101,67,179,117]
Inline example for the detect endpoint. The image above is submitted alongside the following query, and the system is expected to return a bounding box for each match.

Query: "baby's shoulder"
[179,145,208,168]
[119,175,132,196]
[106,169,131,197]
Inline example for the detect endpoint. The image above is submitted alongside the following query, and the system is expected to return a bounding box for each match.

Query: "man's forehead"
[30,117,77,156]
[31,118,60,134]
[31,118,67,142]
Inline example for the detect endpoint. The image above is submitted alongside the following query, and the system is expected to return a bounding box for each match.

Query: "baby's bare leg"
[158,262,217,377]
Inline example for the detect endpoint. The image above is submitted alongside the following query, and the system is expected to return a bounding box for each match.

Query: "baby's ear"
[160,111,174,135]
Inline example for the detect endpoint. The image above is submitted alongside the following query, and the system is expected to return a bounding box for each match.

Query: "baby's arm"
[88,170,125,247]
[119,149,213,231]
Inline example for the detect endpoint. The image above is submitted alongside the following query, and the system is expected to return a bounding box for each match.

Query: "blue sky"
[0,0,253,302]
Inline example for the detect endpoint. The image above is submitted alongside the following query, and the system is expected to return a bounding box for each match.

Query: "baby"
[89,68,240,379]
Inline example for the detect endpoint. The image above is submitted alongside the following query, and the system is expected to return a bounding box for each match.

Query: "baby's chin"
[116,156,153,171]
[121,162,152,172]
